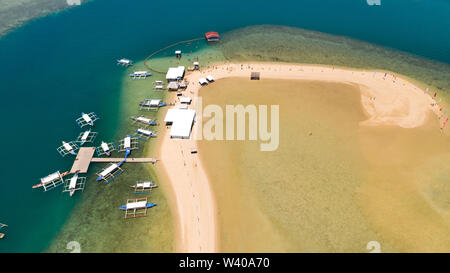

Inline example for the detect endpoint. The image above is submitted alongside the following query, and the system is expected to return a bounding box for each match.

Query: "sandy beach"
[158,62,444,253]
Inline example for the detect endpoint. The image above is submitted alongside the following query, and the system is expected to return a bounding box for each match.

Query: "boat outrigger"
[96,141,115,157]
[139,99,166,111]
[118,134,139,154]
[0,223,7,239]
[57,141,79,157]
[129,71,152,79]
[136,128,157,138]
[131,180,158,194]
[117,58,133,66]
[131,116,157,126]
[33,171,68,191]
[120,198,156,219]
[96,162,124,183]
[76,112,99,128]
[76,130,98,145]
[63,171,86,197]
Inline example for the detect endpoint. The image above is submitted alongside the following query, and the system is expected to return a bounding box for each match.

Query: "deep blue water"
[0,0,448,252]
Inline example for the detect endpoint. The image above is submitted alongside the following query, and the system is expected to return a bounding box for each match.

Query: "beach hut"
[179,96,192,105]
[205,31,220,42]
[166,66,185,82]
[167,81,179,91]
[193,62,200,70]
[179,81,188,89]
[164,108,196,139]
[251,72,260,80]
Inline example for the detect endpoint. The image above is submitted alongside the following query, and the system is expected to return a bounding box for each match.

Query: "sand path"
[158,62,443,253]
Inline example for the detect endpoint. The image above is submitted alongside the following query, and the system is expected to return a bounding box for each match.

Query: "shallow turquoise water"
[0,0,448,252]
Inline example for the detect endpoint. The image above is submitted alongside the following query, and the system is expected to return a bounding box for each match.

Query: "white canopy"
[179,97,191,103]
[124,136,131,149]
[82,113,92,123]
[101,142,109,152]
[206,75,215,82]
[166,66,185,81]
[99,164,118,177]
[41,172,61,184]
[149,99,161,106]
[81,131,90,141]
[164,108,196,139]
[199,78,208,85]
[126,201,147,210]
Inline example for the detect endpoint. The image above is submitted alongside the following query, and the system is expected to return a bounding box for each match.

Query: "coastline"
[159,61,445,252]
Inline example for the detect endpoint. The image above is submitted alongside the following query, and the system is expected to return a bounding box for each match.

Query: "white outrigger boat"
[68,172,78,197]
[33,171,68,191]
[136,128,156,138]
[117,58,133,66]
[129,71,152,79]
[120,198,156,219]
[131,180,158,193]
[118,134,139,154]
[57,141,79,157]
[101,141,111,156]
[0,223,7,239]
[76,112,99,128]
[76,130,97,145]
[96,162,124,183]
[131,116,157,126]
[96,141,115,157]
[63,171,86,197]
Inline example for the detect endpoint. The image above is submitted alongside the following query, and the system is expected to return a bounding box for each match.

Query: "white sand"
[158,62,443,253]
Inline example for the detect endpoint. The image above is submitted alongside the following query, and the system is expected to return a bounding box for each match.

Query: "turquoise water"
[0,0,449,252]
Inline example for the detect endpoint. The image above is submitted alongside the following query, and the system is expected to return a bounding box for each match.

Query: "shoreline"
[157,61,445,253]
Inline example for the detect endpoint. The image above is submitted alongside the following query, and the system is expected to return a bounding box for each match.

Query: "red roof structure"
[205,31,220,41]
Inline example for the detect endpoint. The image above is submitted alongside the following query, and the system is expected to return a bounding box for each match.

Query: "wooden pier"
[70,147,158,174]
[70,147,95,174]
[91,158,158,163]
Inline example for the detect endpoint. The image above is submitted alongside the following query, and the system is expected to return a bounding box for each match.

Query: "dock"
[91,158,158,163]
[70,147,158,174]
[70,147,95,173]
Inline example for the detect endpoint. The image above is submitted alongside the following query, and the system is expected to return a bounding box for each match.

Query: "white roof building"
[164,108,196,139]
[166,66,185,81]
[179,97,192,104]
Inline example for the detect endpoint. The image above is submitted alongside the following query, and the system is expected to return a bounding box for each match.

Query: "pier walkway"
[70,147,158,174]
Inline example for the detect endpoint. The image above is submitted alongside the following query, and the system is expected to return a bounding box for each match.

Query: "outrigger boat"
[68,171,79,197]
[57,141,79,157]
[0,223,7,239]
[96,162,123,183]
[131,181,158,193]
[117,58,133,66]
[119,200,157,211]
[33,171,69,191]
[101,141,112,156]
[129,71,152,79]
[63,141,75,155]
[136,128,156,138]
[139,99,166,110]
[131,116,157,126]
[76,112,99,128]
[76,129,97,145]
